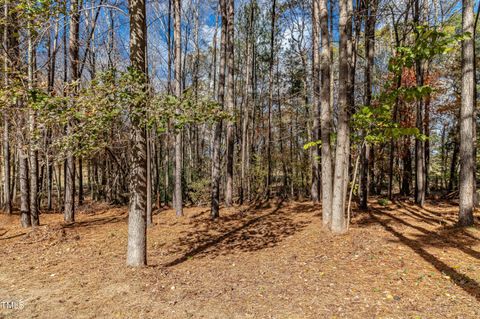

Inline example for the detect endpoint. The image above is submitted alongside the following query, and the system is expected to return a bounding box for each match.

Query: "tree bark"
[211,0,226,218]
[65,0,80,223]
[311,0,320,204]
[360,0,377,209]
[173,0,183,217]
[459,0,475,226]
[126,0,148,267]
[19,152,31,228]
[27,7,39,226]
[331,0,351,233]
[240,1,254,205]
[319,0,333,226]
[414,0,426,207]
[2,1,11,215]
[225,0,235,207]
[266,0,276,198]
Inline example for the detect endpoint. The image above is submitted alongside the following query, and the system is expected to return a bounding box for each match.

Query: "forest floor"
[0,198,480,319]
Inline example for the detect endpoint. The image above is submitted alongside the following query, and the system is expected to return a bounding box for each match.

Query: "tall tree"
[211,0,226,218]
[225,0,235,206]
[320,0,332,226]
[266,0,276,198]
[126,0,148,266]
[311,0,320,203]
[359,0,377,209]
[65,0,80,223]
[331,0,351,233]
[2,1,11,215]
[414,0,426,207]
[27,3,39,226]
[240,0,254,204]
[459,0,475,226]
[173,0,183,217]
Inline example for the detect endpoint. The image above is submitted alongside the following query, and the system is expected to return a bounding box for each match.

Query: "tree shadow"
[0,231,26,241]
[62,211,128,229]
[162,201,311,267]
[368,207,480,301]
[393,200,449,226]
[377,209,480,259]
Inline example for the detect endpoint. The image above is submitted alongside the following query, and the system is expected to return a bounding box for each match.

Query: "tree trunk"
[65,0,80,223]
[414,0,426,207]
[27,10,39,226]
[211,0,226,218]
[173,0,183,217]
[331,0,351,233]
[459,0,475,226]
[360,0,377,209]
[319,0,333,226]
[19,152,31,228]
[240,1,253,205]
[78,158,83,205]
[224,0,235,207]
[2,1,11,214]
[147,129,153,226]
[126,0,148,267]
[311,0,320,204]
[266,0,276,198]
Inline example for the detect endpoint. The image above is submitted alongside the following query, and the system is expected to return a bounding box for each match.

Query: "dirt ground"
[0,198,479,319]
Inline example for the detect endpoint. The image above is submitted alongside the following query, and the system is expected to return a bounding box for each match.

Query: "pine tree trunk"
[311,0,320,204]
[146,129,153,226]
[173,0,183,217]
[414,0,426,207]
[65,0,80,223]
[78,158,83,205]
[27,13,39,226]
[19,152,31,228]
[240,1,253,205]
[459,0,475,226]
[360,0,377,209]
[331,0,351,234]
[211,0,226,218]
[319,0,333,226]
[126,0,148,267]
[2,1,11,214]
[225,0,235,207]
[266,0,276,198]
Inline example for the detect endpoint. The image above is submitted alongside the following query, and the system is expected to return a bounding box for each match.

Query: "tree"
[319,0,332,226]
[225,0,235,206]
[311,0,320,204]
[211,0,226,219]
[173,0,183,217]
[459,0,475,226]
[414,0,426,207]
[64,0,80,223]
[126,0,148,267]
[331,0,352,234]
[2,1,11,215]
[266,0,276,198]
[359,0,377,210]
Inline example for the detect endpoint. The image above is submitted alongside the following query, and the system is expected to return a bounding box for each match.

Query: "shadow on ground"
[162,200,313,267]
[358,202,480,302]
